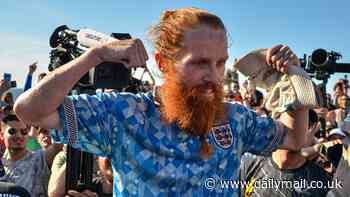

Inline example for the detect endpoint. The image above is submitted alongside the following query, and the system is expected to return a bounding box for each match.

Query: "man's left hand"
[266,44,300,73]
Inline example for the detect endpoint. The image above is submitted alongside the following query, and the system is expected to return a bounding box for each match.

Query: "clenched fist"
[94,39,148,68]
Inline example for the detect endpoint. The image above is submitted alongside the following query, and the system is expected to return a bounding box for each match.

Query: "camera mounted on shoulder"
[49,25,137,92]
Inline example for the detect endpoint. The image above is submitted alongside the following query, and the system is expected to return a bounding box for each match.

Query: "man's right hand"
[14,38,148,128]
[94,39,148,68]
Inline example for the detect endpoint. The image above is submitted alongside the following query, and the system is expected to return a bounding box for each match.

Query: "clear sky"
[1,0,349,93]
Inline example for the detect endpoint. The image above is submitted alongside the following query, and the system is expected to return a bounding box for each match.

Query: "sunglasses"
[7,128,29,136]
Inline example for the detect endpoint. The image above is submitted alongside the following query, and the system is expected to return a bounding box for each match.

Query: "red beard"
[159,67,226,158]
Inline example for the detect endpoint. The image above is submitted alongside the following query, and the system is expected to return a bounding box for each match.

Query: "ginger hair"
[148,7,227,66]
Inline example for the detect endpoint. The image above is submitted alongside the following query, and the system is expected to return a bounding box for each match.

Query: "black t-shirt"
[240,155,331,197]
[327,156,350,197]
[0,182,31,197]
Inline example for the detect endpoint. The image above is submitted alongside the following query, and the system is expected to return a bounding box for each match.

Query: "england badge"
[211,124,233,149]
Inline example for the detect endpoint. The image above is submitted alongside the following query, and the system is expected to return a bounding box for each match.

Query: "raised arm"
[14,39,148,129]
[278,108,309,151]
[23,61,37,91]
[45,143,64,169]
[265,45,308,151]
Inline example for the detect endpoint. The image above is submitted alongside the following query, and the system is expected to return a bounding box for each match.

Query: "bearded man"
[14,7,307,197]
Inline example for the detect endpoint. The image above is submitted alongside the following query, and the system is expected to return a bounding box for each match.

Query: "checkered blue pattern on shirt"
[51,92,287,197]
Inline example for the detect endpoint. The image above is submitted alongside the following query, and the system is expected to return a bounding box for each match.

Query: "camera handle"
[65,88,94,194]
[65,146,94,194]
[318,78,328,138]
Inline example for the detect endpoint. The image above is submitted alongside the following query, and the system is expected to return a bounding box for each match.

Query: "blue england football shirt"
[51,91,286,197]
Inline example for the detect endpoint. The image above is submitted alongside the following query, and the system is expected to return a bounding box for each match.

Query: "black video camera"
[49,25,132,90]
[300,48,345,81]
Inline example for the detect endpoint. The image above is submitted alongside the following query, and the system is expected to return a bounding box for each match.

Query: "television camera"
[300,48,350,81]
[300,49,350,137]
[49,25,134,91]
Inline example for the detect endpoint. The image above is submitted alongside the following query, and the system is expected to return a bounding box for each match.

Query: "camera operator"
[14,8,309,196]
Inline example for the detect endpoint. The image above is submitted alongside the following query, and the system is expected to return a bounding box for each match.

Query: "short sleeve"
[235,105,287,156]
[50,92,142,158]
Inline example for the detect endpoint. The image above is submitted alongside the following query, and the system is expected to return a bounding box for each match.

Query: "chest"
[117,121,243,182]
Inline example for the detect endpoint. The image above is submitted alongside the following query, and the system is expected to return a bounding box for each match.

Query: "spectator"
[20,62,43,151]
[241,80,264,109]
[326,114,350,197]
[326,128,345,168]
[333,80,348,107]
[326,95,350,133]
[227,81,243,103]
[240,109,331,197]
[0,80,11,98]
[0,112,62,196]
[328,128,346,141]
[1,92,14,106]
[1,88,23,107]
[326,142,350,197]
[36,127,52,150]
[26,126,42,151]
[300,134,344,175]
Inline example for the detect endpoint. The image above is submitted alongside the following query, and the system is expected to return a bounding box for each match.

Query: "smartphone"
[10,81,17,88]
[0,101,7,109]
[3,73,11,82]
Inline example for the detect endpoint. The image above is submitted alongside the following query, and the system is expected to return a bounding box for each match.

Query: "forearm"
[23,74,32,91]
[279,108,308,150]
[48,163,66,197]
[46,143,64,169]
[14,48,102,124]
[300,144,321,159]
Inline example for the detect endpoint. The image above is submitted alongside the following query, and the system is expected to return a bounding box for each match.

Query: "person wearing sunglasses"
[0,113,62,197]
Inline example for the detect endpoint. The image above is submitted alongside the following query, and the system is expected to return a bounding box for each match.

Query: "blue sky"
[1,0,349,93]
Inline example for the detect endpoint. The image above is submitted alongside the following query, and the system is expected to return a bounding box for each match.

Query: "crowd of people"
[0,64,115,197]
[224,76,349,196]
[0,7,348,197]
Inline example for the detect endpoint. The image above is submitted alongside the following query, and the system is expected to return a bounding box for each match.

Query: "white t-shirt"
[0,150,50,197]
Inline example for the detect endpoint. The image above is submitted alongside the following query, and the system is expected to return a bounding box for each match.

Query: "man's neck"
[272,149,306,170]
[7,148,28,162]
